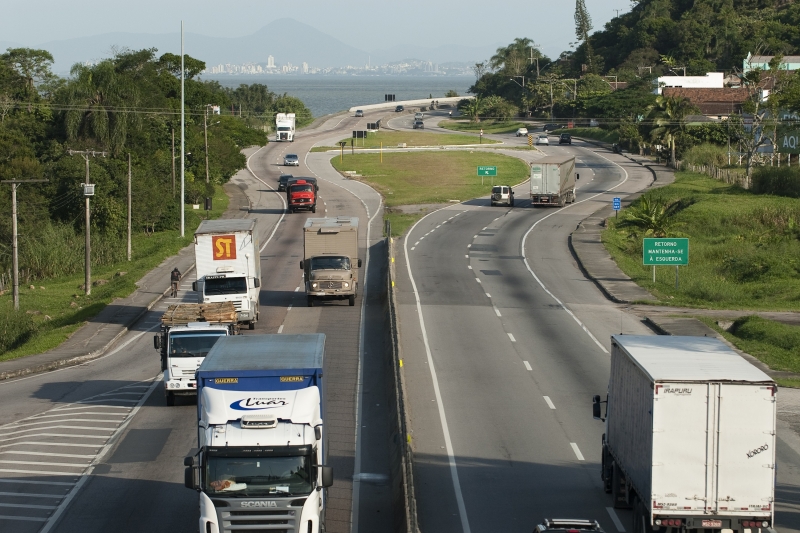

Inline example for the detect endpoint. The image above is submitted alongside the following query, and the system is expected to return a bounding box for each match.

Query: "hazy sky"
[2,0,632,60]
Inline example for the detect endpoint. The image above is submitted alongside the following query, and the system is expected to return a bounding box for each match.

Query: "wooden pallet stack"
[160,302,238,326]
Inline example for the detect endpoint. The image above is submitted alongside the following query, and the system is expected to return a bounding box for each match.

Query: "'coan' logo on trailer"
[230,397,289,411]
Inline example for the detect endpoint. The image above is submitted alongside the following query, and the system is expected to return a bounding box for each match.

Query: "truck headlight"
[311,282,318,288]
[343,282,349,288]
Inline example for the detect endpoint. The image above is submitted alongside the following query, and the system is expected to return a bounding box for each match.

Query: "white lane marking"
[543,396,556,409]
[494,307,501,317]
[287,305,293,311]
[570,443,585,461]
[277,325,284,334]
[473,235,478,238]
[0,460,88,468]
[0,478,73,486]
[485,293,491,298]
[0,514,47,521]
[607,508,626,532]
[482,227,487,230]
[464,255,468,258]
[507,333,516,342]
[10,419,120,428]
[475,278,481,284]
[0,434,108,443]
[403,214,472,533]
[294,287,300,292]
[523,361,532,371]
[411,247,415,251]
[415,241,420,246]
[467,244,471,248]
[244,147,288,254]
[0,468,81,476]
[0,502,57,509]
[0,491,63,499]
[0,443,100,451]
[520,152,631,356]
[0,451,95,459]
[467,265,472,270]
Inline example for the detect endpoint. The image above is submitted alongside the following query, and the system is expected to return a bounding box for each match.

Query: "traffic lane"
[776,423,800,533]
[397,206,620,533]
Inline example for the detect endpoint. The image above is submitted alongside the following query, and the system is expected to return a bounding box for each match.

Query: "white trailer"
[301,217,361,307]
[276,112,296,142]
[530,155,577,206]
[194,219,261,329]
[593,335,776,533]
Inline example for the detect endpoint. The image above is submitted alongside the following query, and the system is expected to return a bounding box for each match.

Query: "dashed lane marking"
[507,333,515,342]
[543,396,556,409]
[523,361,532,371]
[570,443,585,461]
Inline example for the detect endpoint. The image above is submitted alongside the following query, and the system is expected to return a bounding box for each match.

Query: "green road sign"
[777,130,800,154]
[643,238,689,266]
[477,166,497,176]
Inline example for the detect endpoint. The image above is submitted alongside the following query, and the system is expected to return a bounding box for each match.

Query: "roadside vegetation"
[438,120,526,135]
[327,130,499,150]
[552,127,619,144]
[603,171,800,310]
[330,151,529,236]
[0,186,229,361]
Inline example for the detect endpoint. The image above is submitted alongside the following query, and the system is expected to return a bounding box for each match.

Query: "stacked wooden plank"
[161,302,238,326]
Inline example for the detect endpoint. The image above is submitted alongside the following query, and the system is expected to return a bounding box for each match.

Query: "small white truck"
[529,155,578,206]
[276,112,296,142]
[154,302,238,406]
[300,217,361,307]
[593,335,776,533]
[194,219,261,329]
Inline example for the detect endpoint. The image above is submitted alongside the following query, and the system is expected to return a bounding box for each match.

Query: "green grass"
[554,127,619,144]
[602,171,800,310]
[438,120,526,135]
[331,151,529,236]
[776,378,800,389]
[330,130,499,149]
[0,185,230,361]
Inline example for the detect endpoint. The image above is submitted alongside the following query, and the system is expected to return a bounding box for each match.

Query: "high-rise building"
[302,62,308,74]
[267,55,275,68]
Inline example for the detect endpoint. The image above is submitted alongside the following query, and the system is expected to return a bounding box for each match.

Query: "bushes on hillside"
[682,143,729,167]
[752,167,800,198]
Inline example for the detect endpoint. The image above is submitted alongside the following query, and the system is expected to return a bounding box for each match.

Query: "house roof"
[748,55,800,64]
[662,87,750,116]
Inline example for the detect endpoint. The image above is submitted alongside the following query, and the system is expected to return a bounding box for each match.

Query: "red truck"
[287,179,317,213]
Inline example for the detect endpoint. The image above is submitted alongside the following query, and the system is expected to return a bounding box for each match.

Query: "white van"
[490,185,515,207]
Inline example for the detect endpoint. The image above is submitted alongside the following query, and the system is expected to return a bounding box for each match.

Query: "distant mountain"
[0,41,23,53]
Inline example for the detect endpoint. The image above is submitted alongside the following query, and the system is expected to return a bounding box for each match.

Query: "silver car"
[284,154,300,166]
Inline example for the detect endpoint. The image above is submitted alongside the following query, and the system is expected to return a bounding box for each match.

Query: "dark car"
[543,123,560,132]
[413,120,424,129]
[533,519,605,533]
[395,105,405,112]
[278,174,294,192]
[559,133,572,145]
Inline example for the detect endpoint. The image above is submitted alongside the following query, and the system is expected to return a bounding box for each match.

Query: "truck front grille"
[182,369,196,376]
[221,509,295,532]
[232,300,242,310]
[320,281,342,289]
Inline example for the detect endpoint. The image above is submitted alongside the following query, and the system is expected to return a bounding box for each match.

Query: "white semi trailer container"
[593,335,776,533]
[529,155,577,206]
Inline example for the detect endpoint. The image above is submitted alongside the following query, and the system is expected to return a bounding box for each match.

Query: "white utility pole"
[68,149,105,295]
[180,20,185,238]
[127,153,132,261]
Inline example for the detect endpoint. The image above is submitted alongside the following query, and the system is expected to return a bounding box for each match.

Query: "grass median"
[0,185,230,362]
[330,151,529,236]
[554,127,619,144]
[312,130,499,153]
[439,119,527,135]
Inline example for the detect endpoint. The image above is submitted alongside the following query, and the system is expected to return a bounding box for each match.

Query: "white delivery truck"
[276,112,296,142]
[185,334,333,533]
[530,155,578,206]
[194,219,261,330]
[593,335,776,533]
[154,302,238,406]
[300,217,361,307]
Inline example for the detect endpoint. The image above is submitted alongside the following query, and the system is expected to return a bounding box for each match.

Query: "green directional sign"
[777,130,800,154]
[643,238,689,266]
[477,166,497,176]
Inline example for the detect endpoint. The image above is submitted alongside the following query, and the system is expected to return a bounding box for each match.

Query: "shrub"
[0,307,38,353]
[681,143,729,167]
[752,167,800,198]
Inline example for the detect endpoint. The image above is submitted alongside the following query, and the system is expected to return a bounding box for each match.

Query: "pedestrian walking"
[170,267,182,298]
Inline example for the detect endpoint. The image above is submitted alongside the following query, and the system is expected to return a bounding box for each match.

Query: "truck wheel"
[248,320,255,330]
[348,295,355,306]
[307,296,314,307]
[312,204,316,213]
[602,439,613,493]
[612,462,632,509]
[166,392,175,407]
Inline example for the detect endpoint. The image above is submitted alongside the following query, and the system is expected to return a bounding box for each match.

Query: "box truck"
[288,179,317,213]
[184,334,333,533]
[154,302,238,406]
[300,217,361,307]
[194,219,261,330]
[592,335,776,533]
[530,155,578,206]
[276,112,296,142]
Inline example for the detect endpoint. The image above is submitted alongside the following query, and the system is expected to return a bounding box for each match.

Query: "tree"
[471,61,488,80]
[462,97,483,122]
[646,95,698,167]
[574,0,594,71]
[157,53,206,80]
[490,38,535,77]
[618,195,685,238]
[1,48,55,95]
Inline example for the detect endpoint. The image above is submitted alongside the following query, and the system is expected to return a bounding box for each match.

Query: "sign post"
[612,197,621,218]
[643,238,689,288]
[477,166,497,185]
[528,134,533,148]
[480,129,483,144]
[339,141,347,163]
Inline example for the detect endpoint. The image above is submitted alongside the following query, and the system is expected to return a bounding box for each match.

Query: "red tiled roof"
[662,87,750,115]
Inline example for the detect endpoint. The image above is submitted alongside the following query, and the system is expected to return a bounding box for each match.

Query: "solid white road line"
[523,361,532,371]
[543,396,556,409]
[10,419,120,428]
[0,491,63,499]
[0,434,108,443]
[0,514,47,522]
[0,442,101,450]
[0,451,95,459]
[570,443,585,461]
[404,213,472,533]
[411,247,415,251]
[287,305,293,311]
[485,293,491,298]
[606,507,626,532]
[0,478,73,486]
[0,468,81,476]
[507,333,516,342]
[0,502,57,509]
[0,460,88,468]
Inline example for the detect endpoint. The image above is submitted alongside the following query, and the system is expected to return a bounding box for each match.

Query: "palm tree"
[618,195,685,238]
[462,97,483,123]
[490,38,537,77]
[646,95,698,167]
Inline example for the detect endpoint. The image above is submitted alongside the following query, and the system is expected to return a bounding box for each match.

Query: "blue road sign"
[613,197,621,211]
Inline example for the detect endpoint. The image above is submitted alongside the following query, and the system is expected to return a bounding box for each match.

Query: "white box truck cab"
[185,334,332,533]
[276,112,296,142]
[301,217,361,307]
[593,336,776,533]
[530,155,578,207]
[154,302,238,406]
[194,219,261,330]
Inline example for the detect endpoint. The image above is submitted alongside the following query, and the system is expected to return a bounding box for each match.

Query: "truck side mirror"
[153,335,160,350]
[592,394,605,421]
[184,466,200,490]
[253,279,260,288]
[357,259,362,268]
[576,174,580,180]
[299,260,304,269]
[315,426,322,441]
[184,456,195,467]
[320,466,333,488]
[192,281,197,292]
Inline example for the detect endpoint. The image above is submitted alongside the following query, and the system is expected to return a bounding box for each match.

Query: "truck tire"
[612,461,632,509]
[601,439,613,493]
[307,296,314,307]
[312,204,316,213]
[348,294,355,306]
[248,320,255,330]
[166,392,175,407]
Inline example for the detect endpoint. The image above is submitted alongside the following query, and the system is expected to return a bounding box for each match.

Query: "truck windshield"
[277,126,291,131]
[169,332,226,358]
[204,277,247,295]
[290,185,313,193]
[310,256,350,270]
[205,454,313,496]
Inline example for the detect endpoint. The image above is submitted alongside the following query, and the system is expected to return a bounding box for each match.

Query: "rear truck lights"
[654,519,682,527]
[742,521,769,528]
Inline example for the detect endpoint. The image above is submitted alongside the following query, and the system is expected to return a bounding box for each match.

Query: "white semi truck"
[530,155,578,206]
[300,217,361,307]
[194,219,261,330]
[154,302,238,406]
[276,112,296,142]
[593,335,776,533]
[184,334,333,533]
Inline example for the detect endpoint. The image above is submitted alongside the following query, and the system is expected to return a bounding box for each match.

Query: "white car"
[536,135,549,145]
[515,127,529,137]
[414,112,424,120]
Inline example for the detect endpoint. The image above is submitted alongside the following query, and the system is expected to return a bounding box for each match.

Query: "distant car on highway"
[413,120,424,129]
[559,133,572,145]
[395,105,405,112]
[284,154,300,166]
[536,135,549,145]
[543,123,560,132]
[355,110,364,117]
[515,127,529,137]
[534,519,605,533]
[278,174,293,191]
[414,112,424,120]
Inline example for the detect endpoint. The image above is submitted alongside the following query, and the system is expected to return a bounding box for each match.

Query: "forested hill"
[582,0,800,77]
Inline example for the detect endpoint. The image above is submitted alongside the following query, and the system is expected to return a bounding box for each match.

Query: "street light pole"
[68,149,105,296]
[180,20,185,238]
[204,107,209,183]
